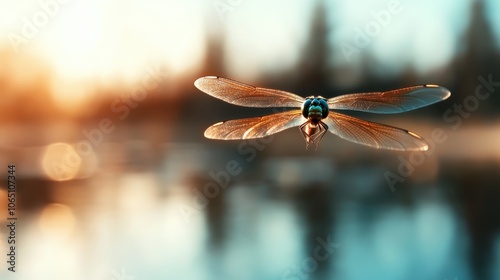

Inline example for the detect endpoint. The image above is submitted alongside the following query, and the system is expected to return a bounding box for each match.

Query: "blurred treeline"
[0,0,498,132]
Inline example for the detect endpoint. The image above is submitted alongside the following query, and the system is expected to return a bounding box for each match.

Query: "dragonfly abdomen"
[299,120,329,149]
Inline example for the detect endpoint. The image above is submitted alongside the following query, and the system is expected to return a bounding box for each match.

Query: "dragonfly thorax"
[302,96,329,123]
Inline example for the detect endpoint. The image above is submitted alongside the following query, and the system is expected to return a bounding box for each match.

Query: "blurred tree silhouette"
[294,0,332,93]
[198,18,228,78]
[453,0,500,114]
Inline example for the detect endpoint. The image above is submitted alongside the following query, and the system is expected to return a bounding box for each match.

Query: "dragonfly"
[194,76,451,151]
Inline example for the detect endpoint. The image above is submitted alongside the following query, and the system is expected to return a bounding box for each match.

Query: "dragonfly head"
[302,96,329,121]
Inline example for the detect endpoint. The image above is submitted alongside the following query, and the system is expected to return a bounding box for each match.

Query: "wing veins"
[328,85,451,114]
[204,110,305,140]
[195,76,304,108]
[325,112,427,151]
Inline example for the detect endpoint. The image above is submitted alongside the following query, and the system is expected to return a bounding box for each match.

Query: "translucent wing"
[204,110,305,140]
[195,76,304,108]
[323,112,428,151]
[328,85,451,114]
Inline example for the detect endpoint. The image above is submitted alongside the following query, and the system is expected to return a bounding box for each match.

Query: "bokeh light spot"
[41,142,81,181]
[38,203,76,237]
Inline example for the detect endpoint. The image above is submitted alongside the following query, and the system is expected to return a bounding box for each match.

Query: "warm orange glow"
[0,0,205,113]
[0,189,7,221]
[41,143,81,181]
[38,0,205,87]
[41,142,98,180]
[49,76,96,114]
[38,203,76,237]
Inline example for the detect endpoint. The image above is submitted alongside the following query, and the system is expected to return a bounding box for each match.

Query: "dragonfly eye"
[302,99,313,118]
[319,99,329,118]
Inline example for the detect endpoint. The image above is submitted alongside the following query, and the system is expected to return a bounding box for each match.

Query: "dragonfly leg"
[299,122,311,149]
[309,122,328,150]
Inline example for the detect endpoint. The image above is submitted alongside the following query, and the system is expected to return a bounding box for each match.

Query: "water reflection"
[334,201,464,279]
[1,144,500,280]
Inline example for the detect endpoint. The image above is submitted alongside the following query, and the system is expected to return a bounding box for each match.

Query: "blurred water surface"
[1,128,500,280]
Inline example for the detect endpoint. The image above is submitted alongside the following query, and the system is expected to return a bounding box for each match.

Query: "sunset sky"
[0,0,499,103]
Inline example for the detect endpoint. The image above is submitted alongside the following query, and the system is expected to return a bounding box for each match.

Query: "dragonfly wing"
[195,76,304,108]
[323,112,428,151]
[328,85,451,114]
[205,110,305,140]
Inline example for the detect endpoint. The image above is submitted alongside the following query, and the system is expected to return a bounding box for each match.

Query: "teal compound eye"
[319,98,329,118]
[301,98,313,118]
[196,76,450,151]
[304,98,329,119]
